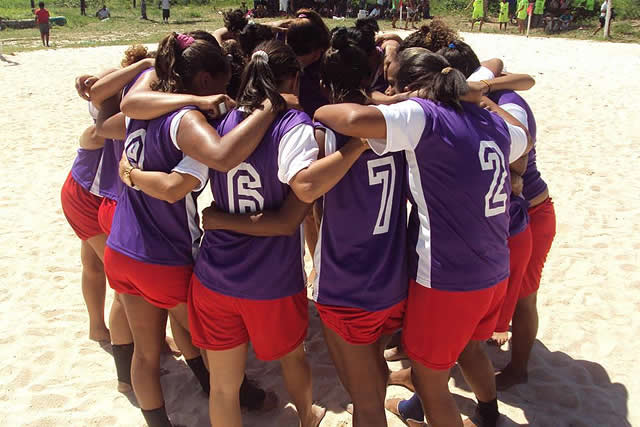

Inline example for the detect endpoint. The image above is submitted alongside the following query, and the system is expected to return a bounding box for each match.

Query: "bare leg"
[81,237,110,342]
[121,293,166,410]
[168,303,201,359]
[411,362,462,427]
[279,344,326,427]
[45,32,49,46]
[496,292,537,390]
[207,345,248,427]
[479,19,484,31]
[388,367,415,392]
[457,340,496,403]
[322,325,386,427]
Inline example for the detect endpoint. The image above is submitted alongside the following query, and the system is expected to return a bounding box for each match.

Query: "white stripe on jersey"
[185,192,202,261]
[89,151,105,197]
[312,214,323,302]
[406,150,433,288]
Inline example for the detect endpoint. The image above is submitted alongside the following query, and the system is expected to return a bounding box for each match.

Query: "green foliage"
[615,0,640,18]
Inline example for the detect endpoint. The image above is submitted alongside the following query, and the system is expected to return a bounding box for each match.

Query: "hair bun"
[330,27,349,50]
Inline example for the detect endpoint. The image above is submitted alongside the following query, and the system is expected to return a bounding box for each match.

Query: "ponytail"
[121,44,151,67]
[153,32,229,93]
[236,40,300,113]
[436,40,480,79]
[396,48,469,111]
[321,27,370,104]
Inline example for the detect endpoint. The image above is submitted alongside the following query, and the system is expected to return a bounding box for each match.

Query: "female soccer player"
[314,49,532,427]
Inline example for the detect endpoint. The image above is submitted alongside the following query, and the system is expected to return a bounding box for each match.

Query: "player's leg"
[81,236,110,341]
[120,293,169,424]
[322,325,388,427]
[109,292,134,393]
[457,340,499,426]
[207,345,247,427]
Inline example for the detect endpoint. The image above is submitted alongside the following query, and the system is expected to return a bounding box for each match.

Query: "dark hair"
[436,40,480,79]
[355,16,380,34]
[237,40,300,113]
[187,30,219,46]
[238,22,275,57]
[153,32,229,93]
[396,48,469,111]
[286,9,329,56]
[38,1,44,7]
[321,27,370,104]
[399,20,458,53]
[331,24,376,56]
[223,9,248,33]
[221,40,247,99]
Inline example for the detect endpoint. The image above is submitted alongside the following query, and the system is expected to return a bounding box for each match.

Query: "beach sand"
[1,32,639,426]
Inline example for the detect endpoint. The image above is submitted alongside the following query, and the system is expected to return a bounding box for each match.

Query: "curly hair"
[399,20,458,53]
[121,44,151,67]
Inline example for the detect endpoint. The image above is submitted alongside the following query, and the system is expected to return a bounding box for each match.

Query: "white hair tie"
[252,50,269,62]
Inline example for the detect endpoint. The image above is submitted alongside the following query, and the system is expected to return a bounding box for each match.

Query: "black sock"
[112,343,134,385]
[141,406,172,427]
[186,356,210,395]
[239,375,266,410]
[475,398,499,427]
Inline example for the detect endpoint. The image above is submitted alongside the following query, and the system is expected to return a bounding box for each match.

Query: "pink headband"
[177,33,195,50]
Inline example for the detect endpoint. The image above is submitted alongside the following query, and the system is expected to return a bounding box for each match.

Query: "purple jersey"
[489,90,537,236]
[98,68,154,201]
[312,125,408,311]
[70,147,105,196]
[194,108,317,300]
[371,98,519,292]
[107,107,207,266]
[522,147,547,201]
[299,60,329,117]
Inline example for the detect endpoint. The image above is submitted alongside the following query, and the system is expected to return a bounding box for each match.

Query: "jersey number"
[227,163,265,213]
[478,141,508,217]
[368,157,396,235]
[124,128,146,169]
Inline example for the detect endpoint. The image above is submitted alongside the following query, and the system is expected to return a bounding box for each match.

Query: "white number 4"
[478,141,508,217]
[368,157,396,235]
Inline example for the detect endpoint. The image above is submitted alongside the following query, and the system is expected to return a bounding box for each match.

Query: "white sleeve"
[507,123,528,163]
[172,156,209,192]
[467,66,495,82]
[368,100,426,155]
[277,124,319,184]
[323,128,338,156]
[501,103,529,131]
[169,109,192,151]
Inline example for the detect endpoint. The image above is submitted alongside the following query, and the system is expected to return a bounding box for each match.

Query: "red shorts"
[316,300,406,345]
[495,226,533,332]
[98,197,117,235]
[188,275,308,361]
[520,197,556,298]
[402,279,507,370]
[60,172,103,241]
[104,246,192,309]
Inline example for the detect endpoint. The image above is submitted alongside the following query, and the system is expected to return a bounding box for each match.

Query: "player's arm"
[202,194,311,236]
[480,58,504,77]
[314,104,387,139]
[175,101,278,172]
[288,128,369,204]
[95,95,126,140]
[120,153,204,204]
[89,58,154,108]
[481,96,533,159]
[369,90,411,105]
[484,73,536,92]
[510,153,528,176]
[78,124,106,150]
[511,173,524,196]
[120,70,235,120]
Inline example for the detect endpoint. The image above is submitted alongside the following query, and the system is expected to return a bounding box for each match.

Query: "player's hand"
[460,82,485,105]
[75,74,98,101]
[119,151,134,187]
[511,173,523,196]
[201,201,222,230]
[195,94,236,119]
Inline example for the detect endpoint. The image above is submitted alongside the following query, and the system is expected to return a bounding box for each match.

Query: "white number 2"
[368,157,396,235]
[478,141,508,217]
[227,163,265,214]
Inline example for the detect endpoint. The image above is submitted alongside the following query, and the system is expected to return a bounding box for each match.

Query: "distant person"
[592,0,613,36]
[516,0,528,33]
[96,5,110,20]
[391,0,400,28]
[404,0,418,30]
[499,0,509,30]
[140,0,147,19]
[34,1,50,47]
[422,0,432,18]
[161,0,170,23]
[532,0,545,26]
[80,0,86,16]
[469,0,485,30]
[559,9,572,30]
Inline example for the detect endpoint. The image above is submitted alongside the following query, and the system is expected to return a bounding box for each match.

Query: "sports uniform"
[104,107,209,309]
[312,124,408,345]
[369,98,528,369]
[189,108,319,361]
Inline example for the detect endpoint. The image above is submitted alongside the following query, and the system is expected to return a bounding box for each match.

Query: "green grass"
[1,0,638,53]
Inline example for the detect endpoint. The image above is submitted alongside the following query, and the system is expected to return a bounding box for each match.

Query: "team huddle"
[62,10,556,427]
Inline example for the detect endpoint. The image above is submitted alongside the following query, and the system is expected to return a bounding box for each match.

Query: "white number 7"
[368,157,396,235]
[478,140,508,217]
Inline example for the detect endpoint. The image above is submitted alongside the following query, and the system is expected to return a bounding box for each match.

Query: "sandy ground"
[1,32,639,426]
